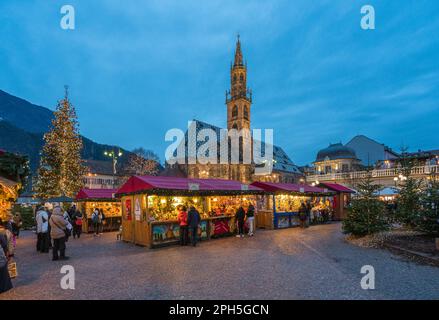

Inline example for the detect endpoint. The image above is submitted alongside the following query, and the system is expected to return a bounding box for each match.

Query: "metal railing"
[306,165,439,182]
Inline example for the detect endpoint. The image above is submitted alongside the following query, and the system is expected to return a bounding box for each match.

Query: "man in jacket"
[36,206,49,253]
[49,206,69,261]
[187,206,200,247]
[246,203,255,236]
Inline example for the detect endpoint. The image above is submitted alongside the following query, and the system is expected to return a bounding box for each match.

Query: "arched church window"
[233,75,237,83]
[232,105,238,118]
[240,74,244,81]
[243,106,249,120]
[232,123,238,130]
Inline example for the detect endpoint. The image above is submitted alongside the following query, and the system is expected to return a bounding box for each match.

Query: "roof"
[318,182,355,193]
[175,119,301,175]
[116,175,264,196]
[250,181,332,195]
[315,143,358,162]
[83,159,120,176]
[346,135,399,157]
[76,188,118,201]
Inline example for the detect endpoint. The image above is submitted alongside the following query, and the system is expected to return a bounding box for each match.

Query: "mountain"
[0,89,53,133]
[0,89,133,175]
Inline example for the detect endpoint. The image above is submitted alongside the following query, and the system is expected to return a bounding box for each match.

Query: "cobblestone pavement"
[1,223,438,300]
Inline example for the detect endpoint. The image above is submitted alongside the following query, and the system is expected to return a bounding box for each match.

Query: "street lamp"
[104,149,123,186]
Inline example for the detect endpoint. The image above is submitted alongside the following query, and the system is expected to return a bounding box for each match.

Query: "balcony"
[306,165,439,183]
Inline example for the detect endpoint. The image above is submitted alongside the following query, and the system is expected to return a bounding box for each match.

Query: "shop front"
[250,181,335,229]
[115,176,263,248]
[316,182,355,220]
[75,188,122,233]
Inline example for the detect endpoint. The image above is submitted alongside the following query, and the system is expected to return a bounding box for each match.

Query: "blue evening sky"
[0,0,438,165]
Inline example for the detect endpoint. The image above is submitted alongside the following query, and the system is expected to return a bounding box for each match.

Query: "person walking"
[35,206,50,253]
[235,206,245,238]
[49,206,70,261]
[246,203,255,236]
[177,205,188,246]
[91,208,100,236]
[12,213,22,238]
[0,222,13,294]
[305,201,312,227]
[298,202,307,228]
[99,208,105,234]
[73,208,83,239]
[187,206,200,247]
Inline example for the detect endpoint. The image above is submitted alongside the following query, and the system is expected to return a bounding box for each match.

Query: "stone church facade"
[170,37,303,184]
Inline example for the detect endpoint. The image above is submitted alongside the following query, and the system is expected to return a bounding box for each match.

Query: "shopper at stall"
[246,203,255,236]
[72,209,83,239]
[177,205,188,246]
[91,208,101,236]
[35,206,49,253]
[0,223,13,294]
[49,206,70,261]
[12,213,22,238]
[187,206,200,247]
[235,206,246,238]
[298,203,307,228]
[99,208,106,234]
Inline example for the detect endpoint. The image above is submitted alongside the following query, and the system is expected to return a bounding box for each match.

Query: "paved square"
[1,223,438,300]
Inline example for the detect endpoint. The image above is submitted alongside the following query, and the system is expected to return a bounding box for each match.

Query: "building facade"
[172,37,303,184]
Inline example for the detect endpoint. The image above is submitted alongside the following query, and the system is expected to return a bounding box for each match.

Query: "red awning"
[318,183,355,193]
[76,188,118,201]
[250,181,332,195]
[116,176,263,196]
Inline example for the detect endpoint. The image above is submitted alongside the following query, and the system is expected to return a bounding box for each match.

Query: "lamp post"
[104,149,123,187]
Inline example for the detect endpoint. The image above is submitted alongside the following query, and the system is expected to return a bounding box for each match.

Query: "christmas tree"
[342,172,388,236]
[417,175,439,235]
[34,86,86,199]
[394,148,422,227]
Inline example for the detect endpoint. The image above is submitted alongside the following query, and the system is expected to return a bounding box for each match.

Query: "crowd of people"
[176,202,256,247]
[35,204,86,261]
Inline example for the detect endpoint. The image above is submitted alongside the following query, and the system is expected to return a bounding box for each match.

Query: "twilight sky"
[0,0,438,165]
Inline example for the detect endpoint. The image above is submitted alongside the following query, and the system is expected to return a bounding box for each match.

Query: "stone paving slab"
[1,223,438,300]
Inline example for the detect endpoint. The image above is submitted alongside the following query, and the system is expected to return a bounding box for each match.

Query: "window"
[232,105,238,118]
[243,106,249,120]
[342,164,349,172]
[240,74,244,81]
[325,166,331,173]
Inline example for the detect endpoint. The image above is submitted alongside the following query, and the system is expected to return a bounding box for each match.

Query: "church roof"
[176,119,301,175]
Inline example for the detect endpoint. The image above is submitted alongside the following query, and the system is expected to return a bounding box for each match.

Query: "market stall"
[317,183,355,220]
[250,181,334,229]
[75,188,121,233]
[0,176,19,221]
[115,176,263,248]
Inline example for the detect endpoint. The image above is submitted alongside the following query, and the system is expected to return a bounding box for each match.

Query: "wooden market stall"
[0,176,19,221]
[250,181,335,229]
[317,183,355,220]
[75,188,122,233]
[115,175,264,248]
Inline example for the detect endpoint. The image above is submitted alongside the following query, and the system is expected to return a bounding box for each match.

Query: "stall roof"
[116,176,264,196]
[76,188,118,201]
[250,181,332,195]
[318,182,355,193]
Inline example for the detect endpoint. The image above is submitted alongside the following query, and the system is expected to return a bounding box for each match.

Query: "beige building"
[313,143,362,175]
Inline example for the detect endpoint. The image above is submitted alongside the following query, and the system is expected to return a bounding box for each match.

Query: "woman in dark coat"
[235,206,246,238]
[0,222,13,293]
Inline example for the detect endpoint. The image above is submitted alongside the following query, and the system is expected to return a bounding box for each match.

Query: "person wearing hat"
[49,206,70,261]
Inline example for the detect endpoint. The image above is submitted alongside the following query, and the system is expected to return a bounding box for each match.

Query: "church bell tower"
[226,35,252,131]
